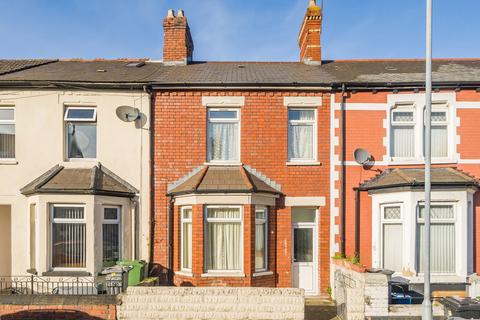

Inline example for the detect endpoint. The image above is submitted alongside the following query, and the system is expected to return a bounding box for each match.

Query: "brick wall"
[152,90,331,294]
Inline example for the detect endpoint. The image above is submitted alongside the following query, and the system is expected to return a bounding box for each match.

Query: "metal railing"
[0,275,125,295]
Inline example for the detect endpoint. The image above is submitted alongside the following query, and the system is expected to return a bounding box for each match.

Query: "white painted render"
[284,196,326,207]
[0,89,150,276]
[173,193,278,206]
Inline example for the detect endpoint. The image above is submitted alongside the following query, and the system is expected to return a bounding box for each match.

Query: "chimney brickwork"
[163,9,194,66]
[298,0,322,65]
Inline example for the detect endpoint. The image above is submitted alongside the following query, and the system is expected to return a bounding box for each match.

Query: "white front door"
[292,223,318,295]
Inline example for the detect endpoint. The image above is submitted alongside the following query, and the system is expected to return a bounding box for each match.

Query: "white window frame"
[0,107,15,160]
[287,108,318,163]
[416,202,457,275]
[64,106,97,161]
[181,206,193,272]
[49,204,87,272]
[206,108,241,164]
[102,206,122,267]
[380,204,403,270]
[390,104,416,160]
[204,205,243,274]
[255,206,268,272]
[424,103,449,159]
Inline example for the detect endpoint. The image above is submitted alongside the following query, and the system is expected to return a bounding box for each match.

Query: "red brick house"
[150,0,480,297]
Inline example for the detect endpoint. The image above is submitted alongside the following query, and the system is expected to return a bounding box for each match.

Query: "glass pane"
[183,208,192,220]
[418,205,454,220]
[53,207,84,220]
[294,228,313,263]
[292,208,316,223]
[207,207,240,219]
[255,210,265,220]
[0,109,14,121]
[431,111,447,123]
[206,222,241,270]
[52,223,86,268]
[103,224,119,267]
[289,110,315,121]
[66,108,95,120]
[288,124,314,160]
[208,122,239,161]
[67,123,97,159]
[416,223,455,273]
[182,222,192,269]
[384,206,401,220]
[392,111,414,122]
[391,126,414,157]
[209,110,237,119]
[383,224,403,271]
[0,124,15,158]
[255,223,266,270]
[104,208,118,220]
[429,126,448,157]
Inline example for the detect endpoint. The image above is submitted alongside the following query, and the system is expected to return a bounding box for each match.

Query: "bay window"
[381,205,403,272]
[64,107,97,159]
[51,205,86,269]
[390,106,415,158]
[207,109,239,162]
[205,206,242,272]
[255,207,268,271]
[288,109,316,162]
[416,204,455,273]
[181,207,192,271]
[0,108,15,159]
[102,207,121,267]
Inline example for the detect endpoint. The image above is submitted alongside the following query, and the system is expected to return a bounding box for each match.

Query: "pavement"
[305,297,338,320]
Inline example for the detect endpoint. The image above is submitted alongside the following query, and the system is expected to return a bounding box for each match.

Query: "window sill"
[175,270,193,277]
[42,271,91,277]
[0,159,18,165]
[253,271,274,278]
[204,162,243,166]
[286,161,321,166]
[201,272,245,278]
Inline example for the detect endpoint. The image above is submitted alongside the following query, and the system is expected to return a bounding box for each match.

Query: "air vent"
[126,61,146,68]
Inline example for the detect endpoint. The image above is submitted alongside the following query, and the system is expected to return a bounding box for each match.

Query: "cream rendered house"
[0,60,154,277]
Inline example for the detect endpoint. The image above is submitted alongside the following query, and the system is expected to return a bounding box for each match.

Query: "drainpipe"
[354,188,361,260]
[340,84,347,257]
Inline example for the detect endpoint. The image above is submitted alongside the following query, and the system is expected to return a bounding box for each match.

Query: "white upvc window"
[64,107,97,160]
[102,206,121,268]
[181,207,192,271]
[424,104,449,158]
[0,107,15,159]
[390,105,416,159]
[255,206,268,272]
[204,206,243,272]
[207,109,240,163]
[381,205,403,272]
[50,204,86,270]
[416,203,456,274]
[288,108,317,162]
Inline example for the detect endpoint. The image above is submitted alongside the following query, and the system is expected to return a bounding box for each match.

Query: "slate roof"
[21,164,138,197]
[0,59,56,76]
[167,165,281,196]
[0,59,479,87]
[359,167,479,193]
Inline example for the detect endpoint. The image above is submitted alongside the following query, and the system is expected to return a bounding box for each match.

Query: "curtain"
[182,222,192,269]
[431,126,448,157]
[0,124,15,158]
[208,122,238,161]
[206,208,241,270]
[383,224,403,271]
[255,223,266,270]
[289,124,313,160]
[391,126,414,157]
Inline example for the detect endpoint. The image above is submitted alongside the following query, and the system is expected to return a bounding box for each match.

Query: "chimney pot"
[178,9,184,17]
[309,0,317,7]
[167,9,175,18]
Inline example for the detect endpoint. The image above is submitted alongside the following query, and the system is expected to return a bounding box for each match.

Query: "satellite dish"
[116,106,140,122]
[354,148,372,165]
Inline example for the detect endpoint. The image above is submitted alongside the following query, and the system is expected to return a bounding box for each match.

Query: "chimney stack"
[163,9,194,66]
[298,0,322,65]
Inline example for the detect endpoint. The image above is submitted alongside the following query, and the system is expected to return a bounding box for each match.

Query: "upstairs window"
[390,106,415,158]
[207,109,239,162]
[288,109,317,162]
[424,105,448,158]
[0,108,15,159]
[64,107,97,159]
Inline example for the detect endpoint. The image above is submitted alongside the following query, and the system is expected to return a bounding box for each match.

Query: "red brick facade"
[152,91,331,294]
[298,2,322,64]
[163,10,194,65]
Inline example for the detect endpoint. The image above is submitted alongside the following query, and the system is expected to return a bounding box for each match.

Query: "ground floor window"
[181,207,192,271]
[205,206,242,271]
[102,206,121,267]
[255,206,268,271]
[51,205,86,269]
[382,205,403,272]
[416,204,455,273]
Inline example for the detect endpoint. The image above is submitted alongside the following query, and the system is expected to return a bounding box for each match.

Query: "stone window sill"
[42,271,91,277]
[201,272,245,278]
[0,159,18,165]
[175,270,193,277]
[253,271,274,277]
[286,161,321,166]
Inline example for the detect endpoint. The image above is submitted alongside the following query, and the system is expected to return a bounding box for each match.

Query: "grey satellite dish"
[354,148,372,165]
[116,106,140,122]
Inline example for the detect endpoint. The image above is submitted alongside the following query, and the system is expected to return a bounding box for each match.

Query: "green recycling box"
[116,260,147,286]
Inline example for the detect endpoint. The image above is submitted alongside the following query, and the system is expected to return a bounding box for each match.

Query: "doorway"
[0,205,12,276]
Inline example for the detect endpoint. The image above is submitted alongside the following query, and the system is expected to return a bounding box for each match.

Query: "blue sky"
[0,0,478,61]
